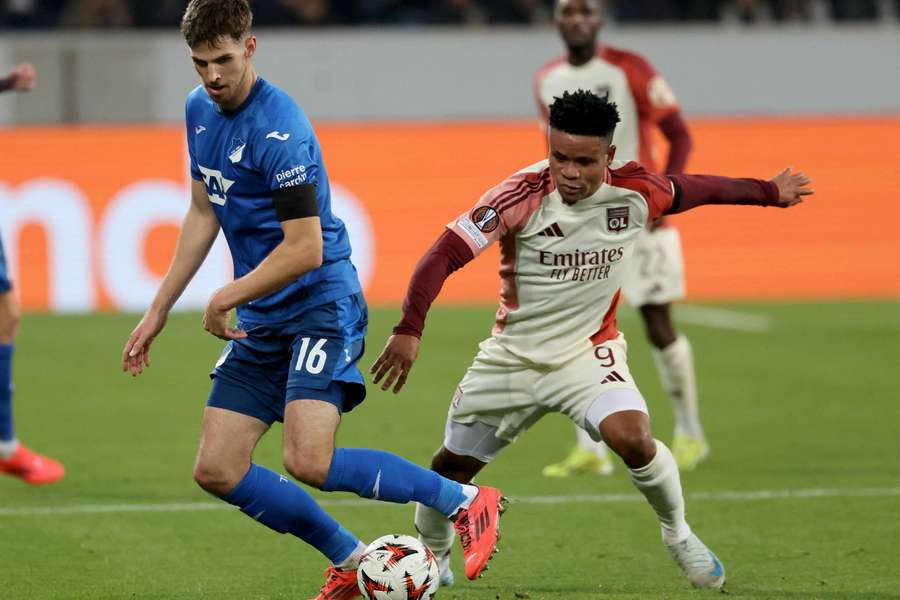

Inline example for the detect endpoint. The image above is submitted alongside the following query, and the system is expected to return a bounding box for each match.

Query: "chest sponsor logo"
[471,205,499,233]
[607,207,630,232]
[266,130,290,141]
[198,165,235,206]
[540,246,625,283]
[228,137,247,164]
[194,125,206,135]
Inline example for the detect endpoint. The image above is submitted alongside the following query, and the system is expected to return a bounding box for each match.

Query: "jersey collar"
[217,76,265,118]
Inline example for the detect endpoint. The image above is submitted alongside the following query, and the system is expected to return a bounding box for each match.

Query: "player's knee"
[283,450,331,489]
[193,461,244,497]
[605,427,656,469]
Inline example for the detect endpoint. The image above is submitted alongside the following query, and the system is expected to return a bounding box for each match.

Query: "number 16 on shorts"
[295,337,329,375]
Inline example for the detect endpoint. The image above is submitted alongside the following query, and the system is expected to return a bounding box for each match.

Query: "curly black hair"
[548,90,620,143]
[181,0,252,48]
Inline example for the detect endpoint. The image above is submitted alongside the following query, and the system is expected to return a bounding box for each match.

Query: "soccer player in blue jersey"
[0,62,66,486]
[121,2,504,597]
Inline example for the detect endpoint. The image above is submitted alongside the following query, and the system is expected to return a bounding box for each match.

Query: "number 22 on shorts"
[295,337,328,374]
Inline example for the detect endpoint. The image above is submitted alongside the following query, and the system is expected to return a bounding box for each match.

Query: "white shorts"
[446,333,647,447]
[620,226,686,307]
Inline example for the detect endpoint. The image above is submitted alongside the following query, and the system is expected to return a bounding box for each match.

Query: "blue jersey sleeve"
[253,108,321,193]
[185,95,202,181]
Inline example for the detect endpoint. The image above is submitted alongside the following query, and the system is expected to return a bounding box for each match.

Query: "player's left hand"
[770,167,814,207]
[203,295,247,341]
[370,334,420,394]
[7,63,36,92]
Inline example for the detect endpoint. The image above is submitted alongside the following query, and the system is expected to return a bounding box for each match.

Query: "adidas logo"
[601,370,627,384]
[538,222,564,237]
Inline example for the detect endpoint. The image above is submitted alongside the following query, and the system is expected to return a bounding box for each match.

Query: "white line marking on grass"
[2,487,898,517]
[675,305,774,333]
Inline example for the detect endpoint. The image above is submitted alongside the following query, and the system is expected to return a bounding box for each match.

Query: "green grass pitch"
[1,302,898,599]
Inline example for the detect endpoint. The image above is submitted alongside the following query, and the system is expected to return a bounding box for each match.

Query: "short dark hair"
[548,90,620,143]
[181,0,253,48]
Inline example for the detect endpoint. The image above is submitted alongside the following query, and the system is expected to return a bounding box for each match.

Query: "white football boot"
[666,533,726,589]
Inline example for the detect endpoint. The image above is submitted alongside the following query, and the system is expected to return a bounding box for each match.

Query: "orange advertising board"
[0,117,897,312]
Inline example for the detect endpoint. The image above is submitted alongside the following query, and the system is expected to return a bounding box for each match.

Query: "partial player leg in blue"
[224,463,360,565]
[323,448,470,517]
[0,343,15,446]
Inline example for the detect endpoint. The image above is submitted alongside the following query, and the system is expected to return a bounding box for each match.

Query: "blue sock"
[323,448,466,517]
[223,463,359,564]
[0,344,14,443]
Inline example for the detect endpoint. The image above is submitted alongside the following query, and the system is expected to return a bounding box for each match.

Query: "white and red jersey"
[448,159,674,367]
[534,46,679,171]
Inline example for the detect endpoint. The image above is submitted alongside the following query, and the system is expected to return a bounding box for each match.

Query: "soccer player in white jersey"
[371,90,813,589]
[535,0,705,475]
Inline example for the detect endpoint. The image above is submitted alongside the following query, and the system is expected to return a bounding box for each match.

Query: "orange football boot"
[0,444,65,485]
[309,566,360,600]
[452,485,508,580]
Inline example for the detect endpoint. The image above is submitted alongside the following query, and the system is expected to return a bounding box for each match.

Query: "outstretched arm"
[370,230,474,393]
[122,179,220,376]
[0,63,36,93]
[667,167,814,214]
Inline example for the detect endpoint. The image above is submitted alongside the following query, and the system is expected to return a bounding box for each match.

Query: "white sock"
[334,540,367,570]
[653,335,703,439]
[415,502,456,556]
[575,425,609,459]
[629,440,692,545]
[458,484,479,511]
[0,438,19,459]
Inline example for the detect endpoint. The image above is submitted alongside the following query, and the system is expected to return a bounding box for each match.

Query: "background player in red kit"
[535,0,706,476]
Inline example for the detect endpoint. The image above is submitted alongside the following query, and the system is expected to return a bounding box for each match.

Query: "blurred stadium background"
[1,2,898,599]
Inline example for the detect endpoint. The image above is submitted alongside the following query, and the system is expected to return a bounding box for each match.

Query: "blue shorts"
[208,293,368,425]
[0,234,11,293]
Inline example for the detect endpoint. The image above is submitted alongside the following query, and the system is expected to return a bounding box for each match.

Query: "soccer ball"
[356,534,440,600]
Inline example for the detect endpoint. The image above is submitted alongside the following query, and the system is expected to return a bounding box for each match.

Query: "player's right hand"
[122,309,168,377]
[7,63,36,92]
[770,167,814,207]
[370,334,420,394]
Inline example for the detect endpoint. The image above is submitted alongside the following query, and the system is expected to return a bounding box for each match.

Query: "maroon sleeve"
[392,230,475,338]
[667,174,780,214]
[658,112,692,175]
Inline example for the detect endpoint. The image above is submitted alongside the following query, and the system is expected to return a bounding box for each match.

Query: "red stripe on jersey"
[590,289,622,346]
[494,168,552,214]
[608,162,674,222]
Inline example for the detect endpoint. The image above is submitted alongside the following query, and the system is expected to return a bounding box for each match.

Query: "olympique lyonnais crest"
[471,205,500,233]
[607,207,630,232]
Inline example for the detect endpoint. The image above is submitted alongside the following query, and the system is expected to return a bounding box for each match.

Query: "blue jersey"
[185,78,361,325]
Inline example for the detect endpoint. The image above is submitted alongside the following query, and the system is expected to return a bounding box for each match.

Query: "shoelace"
[318,568,339,593]
[454,511,473,551]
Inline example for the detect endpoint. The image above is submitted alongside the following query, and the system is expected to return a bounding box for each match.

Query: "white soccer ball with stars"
[357,534,440,600]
